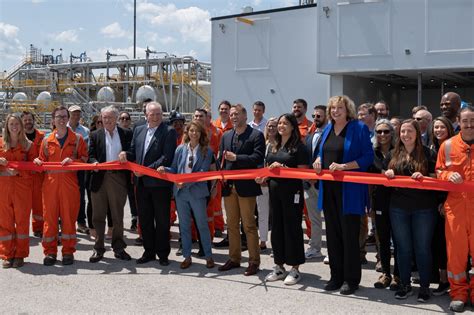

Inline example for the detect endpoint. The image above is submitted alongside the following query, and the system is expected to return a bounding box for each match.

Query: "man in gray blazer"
[119,102,177,265]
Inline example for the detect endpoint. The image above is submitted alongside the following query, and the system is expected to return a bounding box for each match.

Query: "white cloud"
[100,22,130,39]
[53,29,79,43]
[0,22,24,67]
[135,3,211,43]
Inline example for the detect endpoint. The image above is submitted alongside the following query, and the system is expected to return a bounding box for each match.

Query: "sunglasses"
[120,117,131,121]
[376,129,390,135]
[414,117,423,121]
[312,114,322,119]
[188,154,194,169]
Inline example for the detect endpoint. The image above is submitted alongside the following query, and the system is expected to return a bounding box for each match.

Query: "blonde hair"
[327,95,357,122]
[2,114,31,151]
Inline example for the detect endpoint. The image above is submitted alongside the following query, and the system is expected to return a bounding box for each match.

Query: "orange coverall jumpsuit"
[31,129,45,234]
[39,128,88,256]
[436,133,474,303]
[0,139,36,260]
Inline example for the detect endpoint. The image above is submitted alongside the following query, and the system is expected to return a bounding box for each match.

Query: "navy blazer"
[218,125,265,197]
[126,122,177,187]
[317,120,374,215]
[166,144,214,199]
[88,126,132,192]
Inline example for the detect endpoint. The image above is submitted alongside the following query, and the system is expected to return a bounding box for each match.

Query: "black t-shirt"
[387,146,443,210]
[266,142,308,188]
[26,131,36,142]
[322,125,347,169]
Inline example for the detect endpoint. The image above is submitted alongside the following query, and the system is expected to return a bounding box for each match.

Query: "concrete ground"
[0,201,459,314]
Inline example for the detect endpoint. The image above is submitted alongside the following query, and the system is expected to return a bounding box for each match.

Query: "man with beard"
[292,99,313,141]
[440,92,462,133]
[436,106,474,312]
[375,101,390,119]
[20,111,45,238]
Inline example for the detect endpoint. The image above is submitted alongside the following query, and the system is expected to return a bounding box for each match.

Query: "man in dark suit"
[88,105,133,262]
[217,104,265,276]
[304,105,327,261]
[119,102,177,265]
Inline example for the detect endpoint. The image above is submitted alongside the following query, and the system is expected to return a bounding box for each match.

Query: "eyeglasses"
[120,117,131,121]
[188,153,194,169]
[55,115,68,120]
[312,114,322,119]
[376,129,391,135]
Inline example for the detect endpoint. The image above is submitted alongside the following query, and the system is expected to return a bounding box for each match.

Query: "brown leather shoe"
[218,259,240,272]
[244,263,259,276]
[180,257,192,269]
[206,258,215,269]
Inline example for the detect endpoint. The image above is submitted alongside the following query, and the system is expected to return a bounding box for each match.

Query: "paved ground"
[0,201,460,314]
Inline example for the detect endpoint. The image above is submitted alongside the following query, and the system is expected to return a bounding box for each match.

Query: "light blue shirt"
[67,123,90,145]
[249,117,267,133]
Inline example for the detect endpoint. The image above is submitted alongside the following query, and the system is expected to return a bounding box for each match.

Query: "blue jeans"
[390,206,436,288]
[175,195,212,259]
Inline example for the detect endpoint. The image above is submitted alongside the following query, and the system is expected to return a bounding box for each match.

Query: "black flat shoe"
[89,251,104,263]
[324,280,343,291]
[340,282,359,295]
[114,250,132,261]
[136,255,155,264]
[159,258,170,266]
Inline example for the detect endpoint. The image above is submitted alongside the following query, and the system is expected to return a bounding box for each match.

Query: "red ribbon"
[5,161,474,192]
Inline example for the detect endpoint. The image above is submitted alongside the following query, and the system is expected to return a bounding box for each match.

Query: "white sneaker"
[305,248,324,259]
[265,265,286,282]
[323,256,330,265]
[284,268,301,285]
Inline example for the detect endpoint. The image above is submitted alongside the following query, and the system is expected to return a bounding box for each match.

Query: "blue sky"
[0,0,299,71]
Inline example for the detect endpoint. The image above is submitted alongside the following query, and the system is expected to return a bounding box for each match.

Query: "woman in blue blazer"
[313,95,374,295]
[158,121,216,269]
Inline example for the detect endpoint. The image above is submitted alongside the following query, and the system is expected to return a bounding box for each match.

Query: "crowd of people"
[0,92,473,312]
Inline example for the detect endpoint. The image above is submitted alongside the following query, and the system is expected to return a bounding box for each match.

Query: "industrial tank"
[136,85,157,103]
[97,86,116,102]
[12,92,28,101]
[36,91,52,105]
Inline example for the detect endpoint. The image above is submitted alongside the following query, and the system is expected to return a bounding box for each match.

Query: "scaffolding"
[1,45,211,129]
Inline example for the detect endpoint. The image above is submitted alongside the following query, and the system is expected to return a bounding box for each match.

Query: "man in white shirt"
[248,101,267,133]
[88,106,133,262]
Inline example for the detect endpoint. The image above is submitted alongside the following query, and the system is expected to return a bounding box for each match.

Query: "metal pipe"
[133,0,136,60]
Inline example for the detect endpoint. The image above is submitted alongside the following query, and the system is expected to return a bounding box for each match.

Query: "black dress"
[322,125,362,286]
[266,142,308,266]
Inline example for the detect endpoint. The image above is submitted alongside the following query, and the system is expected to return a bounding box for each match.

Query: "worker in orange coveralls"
[21,111,45,238]
[213,100,233,133]
[0,114,36,269]
[436,106,474,313]
[33,106,88,266]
